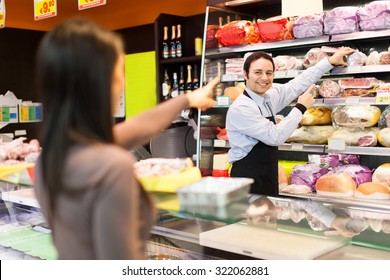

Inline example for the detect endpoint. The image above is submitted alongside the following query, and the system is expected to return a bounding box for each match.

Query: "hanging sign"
[78,0,106,11]
[34,0,57,21]
[0,0,5,29]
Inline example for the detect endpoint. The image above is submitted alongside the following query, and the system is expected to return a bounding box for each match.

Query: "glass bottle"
[179,65,185,95]
[162,26,169,59]
[162,70,171,101]
[176,24,183,58]
[185,65,192,94]
[170,25,176,59]
[171,72,179,98]
[192,64,199,90]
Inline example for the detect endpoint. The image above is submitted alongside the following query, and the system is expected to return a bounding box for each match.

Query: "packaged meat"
[215,20,260,47]
[287,125,335,144]
[378,128,390,147]
[303,48,328,68]
[366,51,381,65]
[330,127,380,146]
[206,25,219,49]
[300,108,332,126]
[319,80,340,98]
[347,51,367,66]
[323,6,360,35]
[255,16,294,42]
[378,105,390,128]
[339,88,373,98]
[278,163,289,186]
[332,105,381,128]
[273,55,303,71]
[372,163,390,186]
[338,78,380,89]
[289,163,329,191]
[315,172,356,197]
[379,51,390,64]
[357,1,390,31]
[332,164,373,186]
[279,184,313,194]
[292,13,324,39]
[355,182,390,200]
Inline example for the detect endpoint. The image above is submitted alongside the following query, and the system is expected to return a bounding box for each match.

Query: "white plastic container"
[177,177,253,207]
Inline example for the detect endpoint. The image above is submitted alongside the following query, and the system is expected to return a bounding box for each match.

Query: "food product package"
[287,125,335,144]
[303,48,328,68]
[355,182,390,200]
[292,13,324,38]
[378,105,390,128]
[256,16,294,42]
[273,55,303,71]
[332,164,373,186]
[215,20,260,47]
[319,80,341,98]
[289,163,329,191]
[330,127,380,146]
[206,25,219,49]
[347,51,368,66]
[372,163,390,186]
[134,158,201,192]
[338,77,380,89]
[300,108,332,126]
[378,128,390,147]
[357,1,390,31]
[332,105,381,128]
[315,172,356,197]
[323,6,360,35]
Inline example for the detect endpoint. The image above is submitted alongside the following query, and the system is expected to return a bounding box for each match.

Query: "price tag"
[345,96,360,104]
[34,0,57,21]
[222,74,238,82]
[78,0,106,11]
[216,96,230,107]
[214,139,226,148]
[0,0,5,29]
[274,71,286,79]
[376,91,390,104]
[286,69,299,77]
[291,143,304,151]
[328,138,346,151]
[347,65,362,73]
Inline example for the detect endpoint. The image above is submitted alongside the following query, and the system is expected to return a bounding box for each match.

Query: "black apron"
[230,91,278,196]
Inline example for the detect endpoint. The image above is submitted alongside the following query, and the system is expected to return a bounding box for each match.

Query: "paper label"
[78,0,106,10]
[291,143,304,151]
[214,140,226,148]
[345,96,360,104]
[328,138,345,151]
[216,96,230,106]
[34,0,57,21]
[376,91,390,104]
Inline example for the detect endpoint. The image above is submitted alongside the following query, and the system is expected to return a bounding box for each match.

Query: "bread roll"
[378,128,390,147]
[332,105,381,128]
[315,172,356,197]
[300,108,332,125]
[355,182,390,200]
[372,163,390,186]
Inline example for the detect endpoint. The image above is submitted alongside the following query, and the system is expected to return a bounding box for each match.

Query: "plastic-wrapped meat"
[366,51,381,65]
[319,80,340,98]
[338,77,380,89]
[347,51,367,66]
[303,48,327,68]
[256,16,294,42]
[215,20,260,47]
[330,127,380,146]
[273,55,303,71]
[323,6,360,35]
[378,105,390,128]
[339,88,373,98]
[292,13,324,38]
[287,125,335,144]
[357,1,390,31]
[379,51,390,64]
[332,105,381,128]
[206,25,219,49]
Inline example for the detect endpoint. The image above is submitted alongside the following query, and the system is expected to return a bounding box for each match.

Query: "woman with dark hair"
[34,17,219,259]
[226,48,355,196]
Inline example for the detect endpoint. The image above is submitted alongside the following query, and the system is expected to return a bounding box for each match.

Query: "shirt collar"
[244,86,270,105]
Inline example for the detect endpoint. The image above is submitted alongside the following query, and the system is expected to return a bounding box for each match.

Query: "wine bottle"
[170,25,176,59]
[185,65,192,94]
[162,26,169,59]
[192,64,199,90]
[179,65,185,95]
[215,62,223,96]
[171,72,179,98]
[162,70,171,101]
[176,24,183,58]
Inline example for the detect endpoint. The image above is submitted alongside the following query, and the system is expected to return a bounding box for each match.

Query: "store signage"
[0,0,5,28]
[78,0,106,11]
[34,0,57,21]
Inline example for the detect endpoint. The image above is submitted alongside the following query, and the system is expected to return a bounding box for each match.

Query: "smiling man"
[226,48,355,195]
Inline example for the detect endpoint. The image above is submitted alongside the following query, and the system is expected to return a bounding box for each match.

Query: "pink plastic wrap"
[292,13,324,38]
[358,1,390,31]
[323,6,360,35]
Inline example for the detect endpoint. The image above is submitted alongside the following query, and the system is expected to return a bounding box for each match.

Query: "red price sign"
[78,0,106,11]
[34,0,57,21]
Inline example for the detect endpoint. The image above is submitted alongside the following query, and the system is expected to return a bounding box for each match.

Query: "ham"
[256,16,294,42]
[357,1,390,31]
[315,172,356,197]
[287,125,335,144]
[338,78,380,89]
[372,163,390,186]
[330,127,380,146]
[378,128,390,147]
[323,6,360,35]
[303,48,327,68]
[292,13,324,38]
[355,182,390,200]
[215,20,260,47]
[319,80,340,98]
[332,105,381,128]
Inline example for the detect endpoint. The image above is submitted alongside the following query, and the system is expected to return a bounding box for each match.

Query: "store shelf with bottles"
[154,13,205,103]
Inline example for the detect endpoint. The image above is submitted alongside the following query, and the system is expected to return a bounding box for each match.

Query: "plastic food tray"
[177,177,253,207]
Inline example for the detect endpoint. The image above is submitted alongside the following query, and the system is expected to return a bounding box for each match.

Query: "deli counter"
[0,179,390,260]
